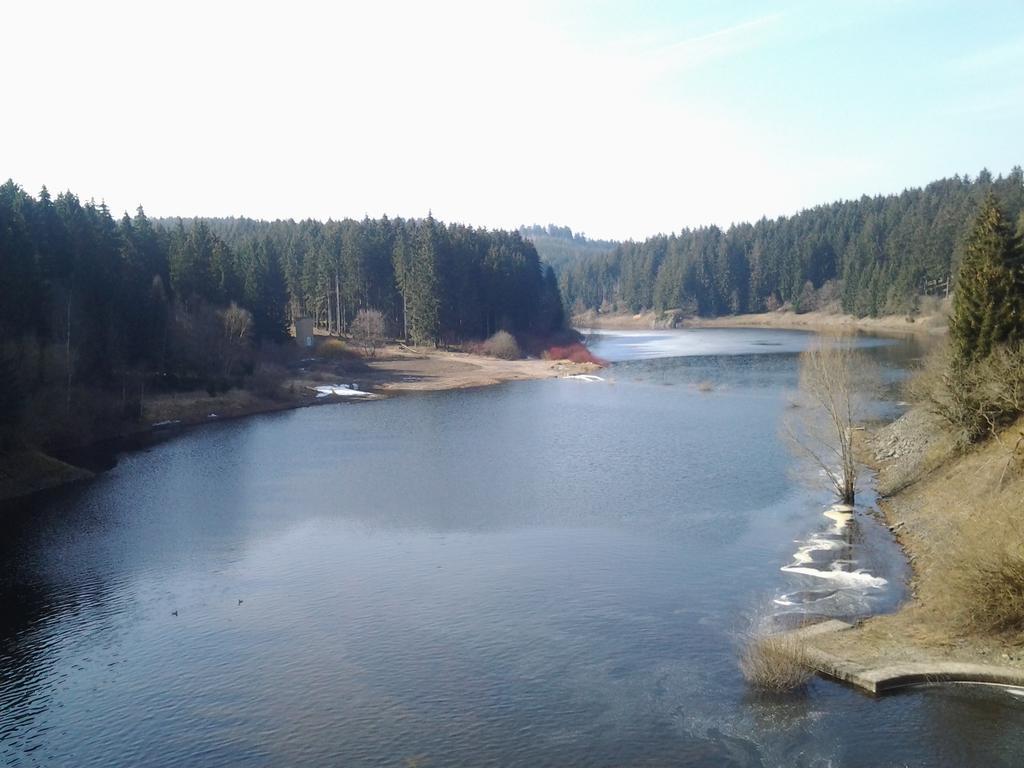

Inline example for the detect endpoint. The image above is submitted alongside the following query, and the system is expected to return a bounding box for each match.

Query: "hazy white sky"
[4,0,1023,239]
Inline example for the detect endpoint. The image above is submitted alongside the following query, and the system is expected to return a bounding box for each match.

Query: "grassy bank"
[802,408,1024,673]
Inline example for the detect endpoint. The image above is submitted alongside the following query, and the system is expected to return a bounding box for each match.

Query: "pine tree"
[407,217,441,345]
[950,194,1024,363]
[538,265,565,332]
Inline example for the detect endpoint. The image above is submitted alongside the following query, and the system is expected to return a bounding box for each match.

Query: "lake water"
[3,328,1023,767]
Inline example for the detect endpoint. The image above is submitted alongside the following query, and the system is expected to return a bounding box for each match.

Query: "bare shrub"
[482,331,522,360]
[740,632,815,691]
[786,336,875,504]
[351,308,387,358]
[921,295,953,329]
[906,343,975,444]
[909,341,1024,447]
[169,300,253,382]
[935,511,1024,636]
[971,345,1024,435]
[794,280,817,314]
[816,280,842,314]
[249,363,288,400]
[256,339,300,368]
[219,302,253,377]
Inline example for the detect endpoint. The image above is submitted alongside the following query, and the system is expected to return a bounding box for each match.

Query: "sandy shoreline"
[576,309,948,337]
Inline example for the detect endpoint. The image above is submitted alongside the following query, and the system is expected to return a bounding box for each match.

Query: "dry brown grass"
[930,501,1024,638]
[803,409,1024,667]
[740,632,815,691]
[317,338,350,360]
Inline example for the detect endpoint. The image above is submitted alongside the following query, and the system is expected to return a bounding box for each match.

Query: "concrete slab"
[782,619,1024,694]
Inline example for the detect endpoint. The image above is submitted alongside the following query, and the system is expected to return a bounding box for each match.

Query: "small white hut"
[294,317,315,349]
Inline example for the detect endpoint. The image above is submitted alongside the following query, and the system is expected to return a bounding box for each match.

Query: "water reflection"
[1,329,1021,767]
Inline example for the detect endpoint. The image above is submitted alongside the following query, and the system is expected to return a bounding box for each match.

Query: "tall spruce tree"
[408,216,441,345]
[950,194,1024,363]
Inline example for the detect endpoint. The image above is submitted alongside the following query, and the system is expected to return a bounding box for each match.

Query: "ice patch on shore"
[313,384,375,398]
[562,374,605,382]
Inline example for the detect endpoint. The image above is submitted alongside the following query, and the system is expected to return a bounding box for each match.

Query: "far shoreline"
[574,308,949,337]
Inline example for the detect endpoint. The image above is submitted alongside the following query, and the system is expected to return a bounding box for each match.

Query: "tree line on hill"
[556,169,1024,319]
[518,224,618,272]
[161,214,565,345]
[0,181,565,448]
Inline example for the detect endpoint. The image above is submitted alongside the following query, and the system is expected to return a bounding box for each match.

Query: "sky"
[3,0,1023,240]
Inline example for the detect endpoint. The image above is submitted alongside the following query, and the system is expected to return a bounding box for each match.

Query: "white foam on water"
[780,562,888,589]
[774,501,892,621]
[790,535,844,565]
[773,589,838,607]
[823,507,854,534]
[828,503,855,514]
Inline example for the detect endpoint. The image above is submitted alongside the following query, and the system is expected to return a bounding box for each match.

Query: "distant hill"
[555,169,1024,318]
[518,225,618,271]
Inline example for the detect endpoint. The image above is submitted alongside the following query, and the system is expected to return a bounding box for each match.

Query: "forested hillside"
[0,181,564,448]
[559,169,1024,318]
[518,225,618,271]
[161,215,565,343]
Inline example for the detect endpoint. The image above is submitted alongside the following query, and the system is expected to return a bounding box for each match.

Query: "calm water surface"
[2,328,1023,767]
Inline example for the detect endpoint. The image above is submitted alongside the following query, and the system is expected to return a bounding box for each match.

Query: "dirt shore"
[802,408,1024,676]
[133,345,600,430]
[576,309,948,336]
[353,345,598,393]
[689,310,947,336]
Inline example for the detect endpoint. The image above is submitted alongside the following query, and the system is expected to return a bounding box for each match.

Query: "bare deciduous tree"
[351,308,387,358]
[220,302,253,377]
[786,336,873,504]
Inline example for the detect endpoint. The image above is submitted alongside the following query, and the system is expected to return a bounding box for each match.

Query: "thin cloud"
[644,12,785,75]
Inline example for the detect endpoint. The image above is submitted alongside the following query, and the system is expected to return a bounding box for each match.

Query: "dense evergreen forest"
[156,214,565,343]
[518,225,618,272]
[558,169,1024,318]
[0,181,565,448]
